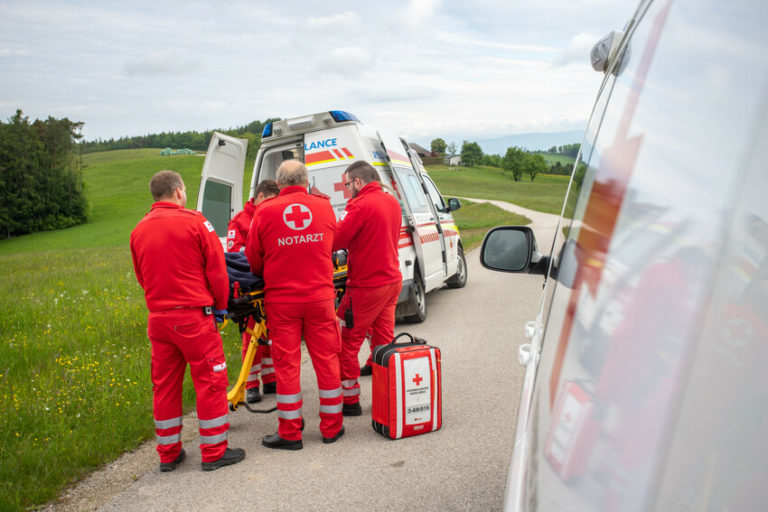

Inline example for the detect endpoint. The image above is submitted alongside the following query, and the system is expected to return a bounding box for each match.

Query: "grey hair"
[276,160,309,187]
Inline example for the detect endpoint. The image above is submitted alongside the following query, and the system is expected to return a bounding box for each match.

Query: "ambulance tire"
[403,270,427,324]
[446,245,467,289]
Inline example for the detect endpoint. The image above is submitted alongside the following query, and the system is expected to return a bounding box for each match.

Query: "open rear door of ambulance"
[197,132,248,247]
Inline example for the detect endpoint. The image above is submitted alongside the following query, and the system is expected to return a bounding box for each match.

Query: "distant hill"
[418,129,584,156]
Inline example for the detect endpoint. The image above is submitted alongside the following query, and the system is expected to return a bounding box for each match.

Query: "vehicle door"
[197,132,247,244]
[421,172,457,275]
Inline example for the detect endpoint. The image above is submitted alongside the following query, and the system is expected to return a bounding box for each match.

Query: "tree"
[460,141,483,167]
[502,146,526,181]
[430,138,447,157]
[0,110,88,238]
[522,153,548,182]
[446,142,457,157]
[482,154,502,167]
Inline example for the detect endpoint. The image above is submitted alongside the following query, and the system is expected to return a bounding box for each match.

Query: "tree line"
[78,118,280,160]
[430,137,580,182]
[0,110,88,238]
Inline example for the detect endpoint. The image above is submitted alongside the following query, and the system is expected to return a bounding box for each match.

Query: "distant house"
[446,155,461,166]
[408,142,437,158]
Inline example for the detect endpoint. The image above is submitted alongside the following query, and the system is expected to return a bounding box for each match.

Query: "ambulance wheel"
[446,245,467,289]
[403,271,427,323]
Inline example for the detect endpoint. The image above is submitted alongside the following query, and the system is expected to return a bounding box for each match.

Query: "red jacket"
[333,181,402,288]
[226,198,256,252]
[130,202,229,312]
[245,186,336,303]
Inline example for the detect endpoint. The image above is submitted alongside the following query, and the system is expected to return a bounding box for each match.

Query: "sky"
[0,0,637,146]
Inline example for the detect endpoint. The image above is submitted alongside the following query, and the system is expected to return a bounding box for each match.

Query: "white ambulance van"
[481,0,768,510]
[197,111,467,322]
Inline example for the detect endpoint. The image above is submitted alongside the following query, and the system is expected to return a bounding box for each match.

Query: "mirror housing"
[591,30,624,73]
[480,226,549,275]
[446,197,461,212]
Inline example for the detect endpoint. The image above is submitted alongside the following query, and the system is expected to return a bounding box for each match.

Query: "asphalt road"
[52,201,560,512]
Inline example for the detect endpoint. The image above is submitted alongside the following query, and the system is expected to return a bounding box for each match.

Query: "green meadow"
[0,150,566,510]
[427,164,571,215]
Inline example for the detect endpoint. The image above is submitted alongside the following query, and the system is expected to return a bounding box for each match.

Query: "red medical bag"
[371,333,442,439]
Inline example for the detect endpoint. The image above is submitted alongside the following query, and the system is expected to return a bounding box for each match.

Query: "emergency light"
[329,110,360,123]
[262,123,273,138]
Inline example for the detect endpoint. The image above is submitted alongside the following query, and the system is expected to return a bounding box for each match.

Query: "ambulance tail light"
[329,110,360,123]
[262,123,273,138]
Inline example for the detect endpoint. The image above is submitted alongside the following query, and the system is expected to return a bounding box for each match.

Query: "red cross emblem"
[334,173,352,199]
[283,203,312,231]
[412,373,423,386]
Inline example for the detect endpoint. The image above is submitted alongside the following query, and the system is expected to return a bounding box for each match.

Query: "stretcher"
[222,252,348,412]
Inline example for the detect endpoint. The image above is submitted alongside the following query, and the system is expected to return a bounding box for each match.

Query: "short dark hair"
[254,179,279,198]
[149,170,183,201]
[345,160,378,184]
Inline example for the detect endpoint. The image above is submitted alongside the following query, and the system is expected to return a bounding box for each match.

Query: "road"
[49,201,561,512]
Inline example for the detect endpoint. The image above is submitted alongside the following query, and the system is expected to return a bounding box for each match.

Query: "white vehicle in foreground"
[481,0,768,510]
[197,111,467,322]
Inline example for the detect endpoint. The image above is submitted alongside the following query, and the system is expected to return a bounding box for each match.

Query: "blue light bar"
[262,123,273,138]
[329,110,360,123]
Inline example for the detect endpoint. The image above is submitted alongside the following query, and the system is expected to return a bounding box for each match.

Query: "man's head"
[344,160,378,198]
[275,160,308,189]
[150,170,186,206]
[253,179,279,204]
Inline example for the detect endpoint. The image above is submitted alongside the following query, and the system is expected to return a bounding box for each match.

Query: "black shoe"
[159,449,186,472]
[262,433,303,451]
[201,447,245,471]
[342,402,362,416]
[323,426,345,444]
[246,387,262,404]
[359,365,372,376]
[262,382,277,394]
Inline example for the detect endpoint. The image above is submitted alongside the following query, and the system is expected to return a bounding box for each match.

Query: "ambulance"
[197,111,467,322]
[480,0,768,510]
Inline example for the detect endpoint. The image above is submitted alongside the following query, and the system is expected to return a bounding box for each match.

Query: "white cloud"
[124,54,200,77]
[404,0,443,27]
[553,33,600,67]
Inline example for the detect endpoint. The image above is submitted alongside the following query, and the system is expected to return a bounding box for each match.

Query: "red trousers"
[148,308,230,463]
[265,298,343,440]
[337,282,401,404]
[240,317,275,390]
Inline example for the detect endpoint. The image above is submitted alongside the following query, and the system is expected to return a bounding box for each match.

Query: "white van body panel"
[196,131,247,244]
[493,1,768,510]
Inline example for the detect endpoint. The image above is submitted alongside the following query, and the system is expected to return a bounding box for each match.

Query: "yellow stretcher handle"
[226,320,266,410]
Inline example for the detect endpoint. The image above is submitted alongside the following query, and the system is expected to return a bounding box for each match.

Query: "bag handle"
[392,332,427,345]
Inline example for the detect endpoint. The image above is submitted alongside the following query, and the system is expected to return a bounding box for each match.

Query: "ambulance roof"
[262,111,360,140]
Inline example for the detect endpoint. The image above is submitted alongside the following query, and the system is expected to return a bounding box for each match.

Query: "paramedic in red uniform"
[226,179,279,404]
[130,170,245,472]
[245,160,344,449]
[333,161,403,416]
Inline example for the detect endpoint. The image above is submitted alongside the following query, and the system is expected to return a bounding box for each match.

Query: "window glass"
[394,167,430,214]
[422,175,446,213]
[201,180,231,236]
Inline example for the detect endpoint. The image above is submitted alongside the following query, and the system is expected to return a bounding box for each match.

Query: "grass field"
[0,150,541,510]
[427,164,571,215]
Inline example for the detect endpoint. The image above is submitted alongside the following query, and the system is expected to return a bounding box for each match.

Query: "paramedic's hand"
[214,309,228,324]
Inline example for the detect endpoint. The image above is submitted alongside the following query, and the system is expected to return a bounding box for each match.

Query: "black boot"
[262,433,303,451]
[201,447,246,471]
[246,387,262,404]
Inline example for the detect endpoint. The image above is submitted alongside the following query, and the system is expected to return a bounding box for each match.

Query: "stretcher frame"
[223,266,348,412]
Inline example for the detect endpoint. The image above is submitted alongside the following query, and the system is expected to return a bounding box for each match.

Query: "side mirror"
[590,30,625,73]
[480,226,549,275]
[446,197,461,212]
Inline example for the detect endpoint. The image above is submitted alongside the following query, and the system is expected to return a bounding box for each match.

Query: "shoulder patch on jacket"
[203,220,215,232]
